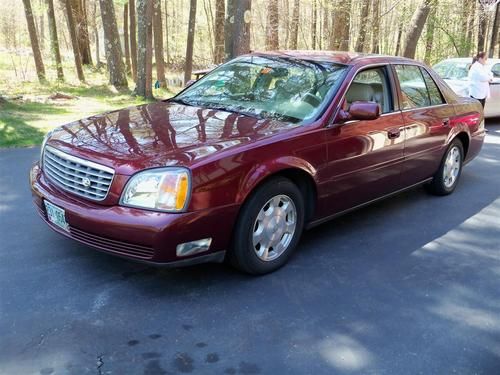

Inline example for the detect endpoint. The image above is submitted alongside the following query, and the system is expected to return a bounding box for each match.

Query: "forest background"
[1,0,499,146]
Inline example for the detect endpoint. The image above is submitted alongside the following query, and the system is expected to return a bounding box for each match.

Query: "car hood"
[46,101,300,175]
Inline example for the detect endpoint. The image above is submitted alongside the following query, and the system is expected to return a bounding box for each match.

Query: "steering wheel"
[302,93,321,107]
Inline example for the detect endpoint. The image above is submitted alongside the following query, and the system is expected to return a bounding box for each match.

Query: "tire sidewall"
[232,178,305,274]
[438,140,464,194]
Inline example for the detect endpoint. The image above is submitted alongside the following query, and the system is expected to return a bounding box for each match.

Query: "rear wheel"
[229,177,305,274]
[427,139,464,196]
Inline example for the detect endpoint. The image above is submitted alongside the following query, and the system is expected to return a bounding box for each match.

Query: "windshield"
[175,55,348,124]
[433,61,470,80]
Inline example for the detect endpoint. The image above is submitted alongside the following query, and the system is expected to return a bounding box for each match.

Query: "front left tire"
[229,177,305,274]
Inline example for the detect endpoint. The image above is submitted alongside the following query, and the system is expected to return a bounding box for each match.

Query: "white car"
[433,58,500,118]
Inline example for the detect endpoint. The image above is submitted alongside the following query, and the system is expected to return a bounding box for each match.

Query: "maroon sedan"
[30,52,485,274]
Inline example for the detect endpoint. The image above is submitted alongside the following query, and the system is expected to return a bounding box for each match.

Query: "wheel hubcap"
[252,195,297,262]
[443,146,461,188]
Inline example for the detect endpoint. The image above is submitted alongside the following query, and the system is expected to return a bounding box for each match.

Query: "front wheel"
[229,177,305,274]
[427,139,464,196]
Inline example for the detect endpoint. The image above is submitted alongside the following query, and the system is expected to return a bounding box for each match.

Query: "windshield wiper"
[168,97,195,107]
[197,103,262,119]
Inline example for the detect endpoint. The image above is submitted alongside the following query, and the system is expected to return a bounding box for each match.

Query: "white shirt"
[468,61,493,99]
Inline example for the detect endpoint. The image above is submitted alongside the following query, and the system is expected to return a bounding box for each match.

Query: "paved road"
[1,120,500,375]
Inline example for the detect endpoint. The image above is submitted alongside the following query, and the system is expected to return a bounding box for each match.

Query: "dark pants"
[471,96,486,108]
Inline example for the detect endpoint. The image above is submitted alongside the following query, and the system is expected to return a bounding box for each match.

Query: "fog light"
[176,238,212,257]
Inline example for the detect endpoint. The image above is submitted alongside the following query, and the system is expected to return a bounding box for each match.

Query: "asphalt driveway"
[1,120,500,374]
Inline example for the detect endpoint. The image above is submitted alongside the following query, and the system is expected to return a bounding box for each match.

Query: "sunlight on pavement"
[318,334,374,371]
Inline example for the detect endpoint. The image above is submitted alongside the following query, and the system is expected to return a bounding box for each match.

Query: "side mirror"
[337,101,380,122]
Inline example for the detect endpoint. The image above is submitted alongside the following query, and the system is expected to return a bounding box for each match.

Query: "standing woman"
[468,51,493,108]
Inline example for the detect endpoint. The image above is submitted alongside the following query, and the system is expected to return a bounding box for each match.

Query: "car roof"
[248,50,422,66]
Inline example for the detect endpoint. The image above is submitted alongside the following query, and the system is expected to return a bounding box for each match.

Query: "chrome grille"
[43,146,114,201]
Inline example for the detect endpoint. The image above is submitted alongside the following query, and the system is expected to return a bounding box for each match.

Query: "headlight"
[120,168,191,212]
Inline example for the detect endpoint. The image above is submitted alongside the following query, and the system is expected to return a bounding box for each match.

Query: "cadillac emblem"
[82,177,91,188]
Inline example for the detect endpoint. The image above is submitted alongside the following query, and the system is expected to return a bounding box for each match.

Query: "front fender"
[235,156,318,204]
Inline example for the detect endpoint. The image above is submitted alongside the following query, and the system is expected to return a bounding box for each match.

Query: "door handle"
[387,128,401,139]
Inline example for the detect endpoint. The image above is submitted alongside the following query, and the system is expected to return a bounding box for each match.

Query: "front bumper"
[30,163,239,265]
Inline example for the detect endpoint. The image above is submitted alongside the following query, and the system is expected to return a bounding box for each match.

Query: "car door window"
[419,67,445,106]
[344,67,393,113]
[394,65,432,109]
[492,63,500,78]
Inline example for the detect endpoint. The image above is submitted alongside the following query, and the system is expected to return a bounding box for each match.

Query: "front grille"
[43,146,114,201]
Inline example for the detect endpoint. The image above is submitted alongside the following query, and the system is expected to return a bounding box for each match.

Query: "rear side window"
[419,68,445,106]
[394,65,430,109]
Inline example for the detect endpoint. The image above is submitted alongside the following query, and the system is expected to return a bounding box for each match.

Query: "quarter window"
[419,68,445,106]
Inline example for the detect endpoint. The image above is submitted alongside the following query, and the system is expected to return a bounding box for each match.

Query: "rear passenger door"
[393,64,456,186]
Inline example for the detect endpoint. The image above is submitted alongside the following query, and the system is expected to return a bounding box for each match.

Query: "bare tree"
[153,0,166,87]
[64,0,85,81]
[478,3,488,53]
[71,0,93,65]
[135,0,153,98]
[99,0,128,89]
[402,0,435,59]
[22,0,46,82]
[184,0,197,85]
[265,0,279,50]
[130,0,138,81]
[46,0,64,80]
[214,0,225,63]
[124,3,131,74]
[290,0,299,49]
[311,0,317,49]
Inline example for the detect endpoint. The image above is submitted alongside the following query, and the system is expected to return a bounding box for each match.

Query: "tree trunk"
[46,0,64,80]
[71,0,93,65]
[224,0,235,60]
[401,0,434,59]
[331,0,351,50]
[92,0,101,67]
[184,0,197,85]
[22,0,46,82]
[39,1,45,51]
[355,0,370,52]
[232,0,251,56]
[213,0,225,63]
[265,0,279,50]
[130,0,138,82]
[424,5,436,64]
[465,0,475,56]
[99,0,128,89]
[371,0,380,54]
[290,0,299,49]
[311,0,317,49]
[64,0,85,81]
[124,3,131,74]
[164,0,170,64]
[490,4,500,57]
[478,3,488,53]
[153,0,166,87]
[135,0,153,98]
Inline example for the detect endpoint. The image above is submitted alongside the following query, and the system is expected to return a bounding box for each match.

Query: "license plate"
[44,200,69,232]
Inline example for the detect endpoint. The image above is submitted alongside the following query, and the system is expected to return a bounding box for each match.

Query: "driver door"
[318,66,406,217]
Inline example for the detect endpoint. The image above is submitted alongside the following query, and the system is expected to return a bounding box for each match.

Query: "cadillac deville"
[30,51,485,274]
